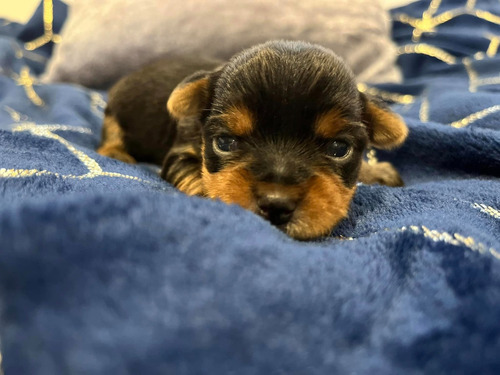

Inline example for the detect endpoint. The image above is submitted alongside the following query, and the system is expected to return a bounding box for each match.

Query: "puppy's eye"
[214,136,238,153]
[326,140,351,158]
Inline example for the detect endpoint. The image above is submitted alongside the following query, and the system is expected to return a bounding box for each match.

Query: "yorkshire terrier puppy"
[98,40,408,240]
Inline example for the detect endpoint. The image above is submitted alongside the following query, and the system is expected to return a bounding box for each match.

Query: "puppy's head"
[167,41,407,240]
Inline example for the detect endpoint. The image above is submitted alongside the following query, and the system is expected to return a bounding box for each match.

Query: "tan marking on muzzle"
[202,164,256,211]
[286,172,356,240]
[202,160,356,240]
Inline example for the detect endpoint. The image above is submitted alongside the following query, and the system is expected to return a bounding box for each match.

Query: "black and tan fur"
[98,41,408,240]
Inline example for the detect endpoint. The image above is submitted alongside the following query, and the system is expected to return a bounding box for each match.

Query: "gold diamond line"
[2,123,155,184]
[449,104,500,128]
[397,44,457,64]
[472,203,500,220]
[24,0,62,51]
[401,225,500,260]
[15,67,44,106]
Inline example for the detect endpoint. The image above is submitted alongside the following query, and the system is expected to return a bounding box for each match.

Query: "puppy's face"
[167,41,407,240]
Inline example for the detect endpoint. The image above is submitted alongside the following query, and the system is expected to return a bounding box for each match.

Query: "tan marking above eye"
[314,109,350,138]
[211,105,255,136]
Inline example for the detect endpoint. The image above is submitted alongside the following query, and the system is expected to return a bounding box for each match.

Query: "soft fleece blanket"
[0,0,499,374]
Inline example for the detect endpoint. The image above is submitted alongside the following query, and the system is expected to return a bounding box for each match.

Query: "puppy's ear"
[360,93,408,150]
[167,70,214,120]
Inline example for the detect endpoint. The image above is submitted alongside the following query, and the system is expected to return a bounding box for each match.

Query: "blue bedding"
[1,0,499,373]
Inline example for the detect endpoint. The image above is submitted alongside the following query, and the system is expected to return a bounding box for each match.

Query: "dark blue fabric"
[0,1,499,374]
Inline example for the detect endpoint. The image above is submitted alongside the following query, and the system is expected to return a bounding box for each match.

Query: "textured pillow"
[43,0,401,89]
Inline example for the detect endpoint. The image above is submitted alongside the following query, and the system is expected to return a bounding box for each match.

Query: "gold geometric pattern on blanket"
[14,67,44,107]
[11,42,48,64]
[24,0,61,51]
[462,55,500,92]
[419,92,430,122]
[394,0,463,42]
[13,123,93,135]
[11,65,106,116]
[394,0,500,94]
[397,43,457,64]
[466,0,477,9]
[474,7,500,24]
[485,33,500,56]
[89,92,107,118]
[471,203,500,219]
[412,94,500,127]
[462,57,479,92]
[4,106,29,122]
[450,104,500,128]
[394,0,500,42]
[474,75,500,87]
[388,0,500,128]
[400,225,500,260]
[0,123,157,184]
[357,83,415,104]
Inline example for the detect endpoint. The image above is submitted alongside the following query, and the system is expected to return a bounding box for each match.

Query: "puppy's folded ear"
[360,92,409,150]
[167,70,215,120]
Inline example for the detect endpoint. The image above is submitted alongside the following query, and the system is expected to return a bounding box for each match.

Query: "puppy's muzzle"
[253,180,305,228]
[250,154,309,227]
[256,191,298,226]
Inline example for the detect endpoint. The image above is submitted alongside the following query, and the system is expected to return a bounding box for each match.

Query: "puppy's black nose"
[257,195,297,226]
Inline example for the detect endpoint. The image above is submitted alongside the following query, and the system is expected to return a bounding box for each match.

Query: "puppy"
[98,40,408,240]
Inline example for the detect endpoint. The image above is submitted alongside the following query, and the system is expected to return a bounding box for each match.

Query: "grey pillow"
[43,0,401,89]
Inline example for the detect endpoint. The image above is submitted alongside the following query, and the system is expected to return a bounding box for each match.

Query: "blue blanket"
[1,0,499,373]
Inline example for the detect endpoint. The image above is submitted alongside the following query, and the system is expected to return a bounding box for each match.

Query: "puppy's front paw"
[359,161,404,187]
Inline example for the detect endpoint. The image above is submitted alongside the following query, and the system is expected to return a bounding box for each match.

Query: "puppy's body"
[101,57,220,165]
[98,41,407,239]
